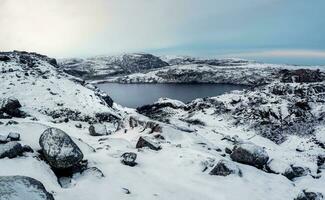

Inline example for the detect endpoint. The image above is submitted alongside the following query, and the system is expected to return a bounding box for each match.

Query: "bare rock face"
[209,159,242,176]
[136,136,161,151]
[230,142,269,169]
[0,176,54,200]
[39,128,84,169]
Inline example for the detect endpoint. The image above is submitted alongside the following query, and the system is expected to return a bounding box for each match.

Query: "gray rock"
[283,165,310,181]
[0,98,24,117]
[121,152,137,167]
[295,190,323,200]
[209,159,242,176]
[39,128,84,169]
[230,142,269,168]
[89,124,108,136]
[0,141,24,158]
[0,135,7,144]
[136,136,161,151]
[7,132,20,141]
[0,176,54,200]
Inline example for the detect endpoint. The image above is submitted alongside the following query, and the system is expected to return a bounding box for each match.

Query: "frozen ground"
[0,51,325,200]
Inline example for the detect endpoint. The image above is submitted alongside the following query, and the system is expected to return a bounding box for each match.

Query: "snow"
[1,52,325,200]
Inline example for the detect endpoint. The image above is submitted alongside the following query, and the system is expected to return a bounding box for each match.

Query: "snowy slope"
[1,51,325,200]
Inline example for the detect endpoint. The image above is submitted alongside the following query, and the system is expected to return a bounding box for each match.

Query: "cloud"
[0,0,109,57]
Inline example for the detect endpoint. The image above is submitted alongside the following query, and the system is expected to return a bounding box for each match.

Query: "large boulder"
[209,159,242,176]
[283,165,310,180]
[136,136,161,151]
[0,176,54,200]
[89,124,109,136]
[0,141,24,158]
[230,142,269,168]
[0,98,25,117]
[39,128,84,169]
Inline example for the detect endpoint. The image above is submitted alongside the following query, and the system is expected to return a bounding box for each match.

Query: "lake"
[96,83,248,108]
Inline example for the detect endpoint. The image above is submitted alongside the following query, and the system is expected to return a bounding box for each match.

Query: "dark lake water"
[96,83,248,108]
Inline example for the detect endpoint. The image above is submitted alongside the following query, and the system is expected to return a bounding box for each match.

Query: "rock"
[6,120,19,125]
[136,136,161,151]
[0,55,11,62]
[280,69,325,83]
[0,141,24,158]
[0,176,54,200]
[283,165,310,180]
[101,94,114,107]
[22,145,34,153]
[225,147,232,154]
[7,132,20,141]
[121,152,137,167]
[230,142,269,168]
[39,127,84,169]
[75,123,82,128]
[0,135,8,143]
[0,97,25,117]
[58,177,72,188]
[209,159,242,176]
[295,190,324,200]
[89,124,108,136]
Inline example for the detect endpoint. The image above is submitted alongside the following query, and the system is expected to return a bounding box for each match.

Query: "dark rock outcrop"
[280,69,325,83]
[0,176,54,200]
[230,142,269,168]
[136,136,161,151]
[39,128,84,169]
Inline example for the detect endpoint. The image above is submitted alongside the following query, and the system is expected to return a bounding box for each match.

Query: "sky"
[0,0,324,65]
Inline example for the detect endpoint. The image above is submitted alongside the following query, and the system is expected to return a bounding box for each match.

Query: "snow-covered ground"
[1,51,325,200]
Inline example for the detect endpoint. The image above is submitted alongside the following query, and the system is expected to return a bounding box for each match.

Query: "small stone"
[75,123,82,128]
[121,152,137,167]
[225,147,232,154]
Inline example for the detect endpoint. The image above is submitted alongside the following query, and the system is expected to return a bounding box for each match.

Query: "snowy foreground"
[1,51,325,200]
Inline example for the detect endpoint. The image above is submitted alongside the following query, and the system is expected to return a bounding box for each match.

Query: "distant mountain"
[59,53,169,80]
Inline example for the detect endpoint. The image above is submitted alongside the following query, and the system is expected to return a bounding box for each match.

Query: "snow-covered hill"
[59,53,169,80]
[1,51,325,200]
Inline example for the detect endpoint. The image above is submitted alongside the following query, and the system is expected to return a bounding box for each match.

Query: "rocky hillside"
[59,53,169,80]
[1,51,325,200]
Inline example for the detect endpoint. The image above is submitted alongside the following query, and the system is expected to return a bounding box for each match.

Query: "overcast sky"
[0,0,324,64]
